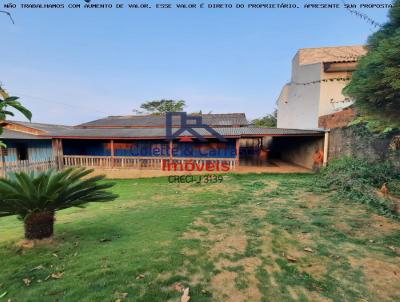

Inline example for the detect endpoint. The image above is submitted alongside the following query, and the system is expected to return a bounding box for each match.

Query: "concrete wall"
[277,47,362,129]
[271,136,324,169]
[277,65,354,129]
[277,54,321,129]
[328,127,400,167]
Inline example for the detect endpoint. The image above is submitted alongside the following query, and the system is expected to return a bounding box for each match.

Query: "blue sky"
[1,1,391,125]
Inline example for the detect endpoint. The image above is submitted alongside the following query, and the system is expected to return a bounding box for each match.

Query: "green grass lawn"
[0,174,399,302]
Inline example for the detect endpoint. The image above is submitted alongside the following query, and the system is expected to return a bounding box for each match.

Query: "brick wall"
[328,127,400,167]
[318,107,356,129]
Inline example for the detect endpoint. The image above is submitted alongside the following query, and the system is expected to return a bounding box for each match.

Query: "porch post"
[111,139,115,168]
[58,139,64,169]
[235,138,240,168]
[0,148,6,178]
[323,131,329,167]
[169,140,173,162]
[52,139,64,170]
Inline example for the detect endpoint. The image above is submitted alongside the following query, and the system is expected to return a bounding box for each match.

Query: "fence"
[0,159,57,178]
[63,155,237,171]
[0,155,238,178]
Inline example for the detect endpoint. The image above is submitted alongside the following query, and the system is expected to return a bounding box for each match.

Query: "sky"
[0,0,392,125]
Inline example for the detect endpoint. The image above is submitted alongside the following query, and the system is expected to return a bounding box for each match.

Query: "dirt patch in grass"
[253,180,279,197]
[211,271,262,302]
[182,217,214,240]
[16,238,55,249]
[181,207,263,301]
[349,255,400,302]
[211,271,247,302]
[209,229,247,258]
[212,256,263,302]
[300,257,328,279]
[300,288,334,302]
[250,207,268,218]
[287,286,299,300]
[217,257,262,272]
[178,182,241,194]
[295,231,314,246]
[296,191,330,208]
[181,247,199,257]
[335,212,400,240]
[183,215,248,257]
[370,214,400,234]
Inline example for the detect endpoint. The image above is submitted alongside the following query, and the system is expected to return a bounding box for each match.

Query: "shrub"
[317,157,400,216]
[0,168,119,240]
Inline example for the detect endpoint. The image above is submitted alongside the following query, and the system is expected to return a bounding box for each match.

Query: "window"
[16,144,29,161]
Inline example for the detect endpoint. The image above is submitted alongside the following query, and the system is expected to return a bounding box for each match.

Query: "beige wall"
[319,70,354,117]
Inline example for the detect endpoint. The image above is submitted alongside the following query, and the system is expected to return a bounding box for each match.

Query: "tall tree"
[137,99,186,115]
[0,86,32,147]
[343,0,400,127]
[252,110,277,127]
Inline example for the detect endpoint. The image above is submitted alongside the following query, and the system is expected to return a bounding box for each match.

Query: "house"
[0,113,326,175]
[0,121,72,175]
[276,45,367,129]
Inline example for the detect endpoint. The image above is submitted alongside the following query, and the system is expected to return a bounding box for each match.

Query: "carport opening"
[239,135,324,169]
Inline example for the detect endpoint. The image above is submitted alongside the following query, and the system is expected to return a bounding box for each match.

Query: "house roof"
[78,113,248,128]
[0,128,46,140]
[45,127,323,139]
[298,45,367,66]
[1,117,324,140]
[6,121,72,132]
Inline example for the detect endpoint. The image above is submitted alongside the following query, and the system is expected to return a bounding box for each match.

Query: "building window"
[16,144,29,161]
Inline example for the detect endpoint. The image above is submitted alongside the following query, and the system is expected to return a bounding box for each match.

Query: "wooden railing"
[63,155,167,170]
[0,159,57,177]
[63,155,237,171]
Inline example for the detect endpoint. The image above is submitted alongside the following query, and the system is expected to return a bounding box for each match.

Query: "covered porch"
[58,138,239,172]
[238,131,327,170]
[52,127,327,174]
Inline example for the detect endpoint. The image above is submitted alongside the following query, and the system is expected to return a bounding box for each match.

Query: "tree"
[0,168,118,240]
[343,0,400,128]
[0,86,32,147]
[137,99,186,115]
[252,110,277,127]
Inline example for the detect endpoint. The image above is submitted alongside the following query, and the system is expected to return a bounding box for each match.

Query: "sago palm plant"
[0,168,118,240]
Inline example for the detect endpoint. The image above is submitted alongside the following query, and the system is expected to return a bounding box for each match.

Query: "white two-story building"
[277,45,367,129]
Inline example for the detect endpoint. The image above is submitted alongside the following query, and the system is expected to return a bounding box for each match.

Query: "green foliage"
[0,168,118,220]
[0,96,32,122]
[137,99,186,115]
[348,117,399,136]
[0,86,32,146]
[343,1,400,128]
[317,157,400,216]
[0,87,32,122]
[252,109,277,127]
